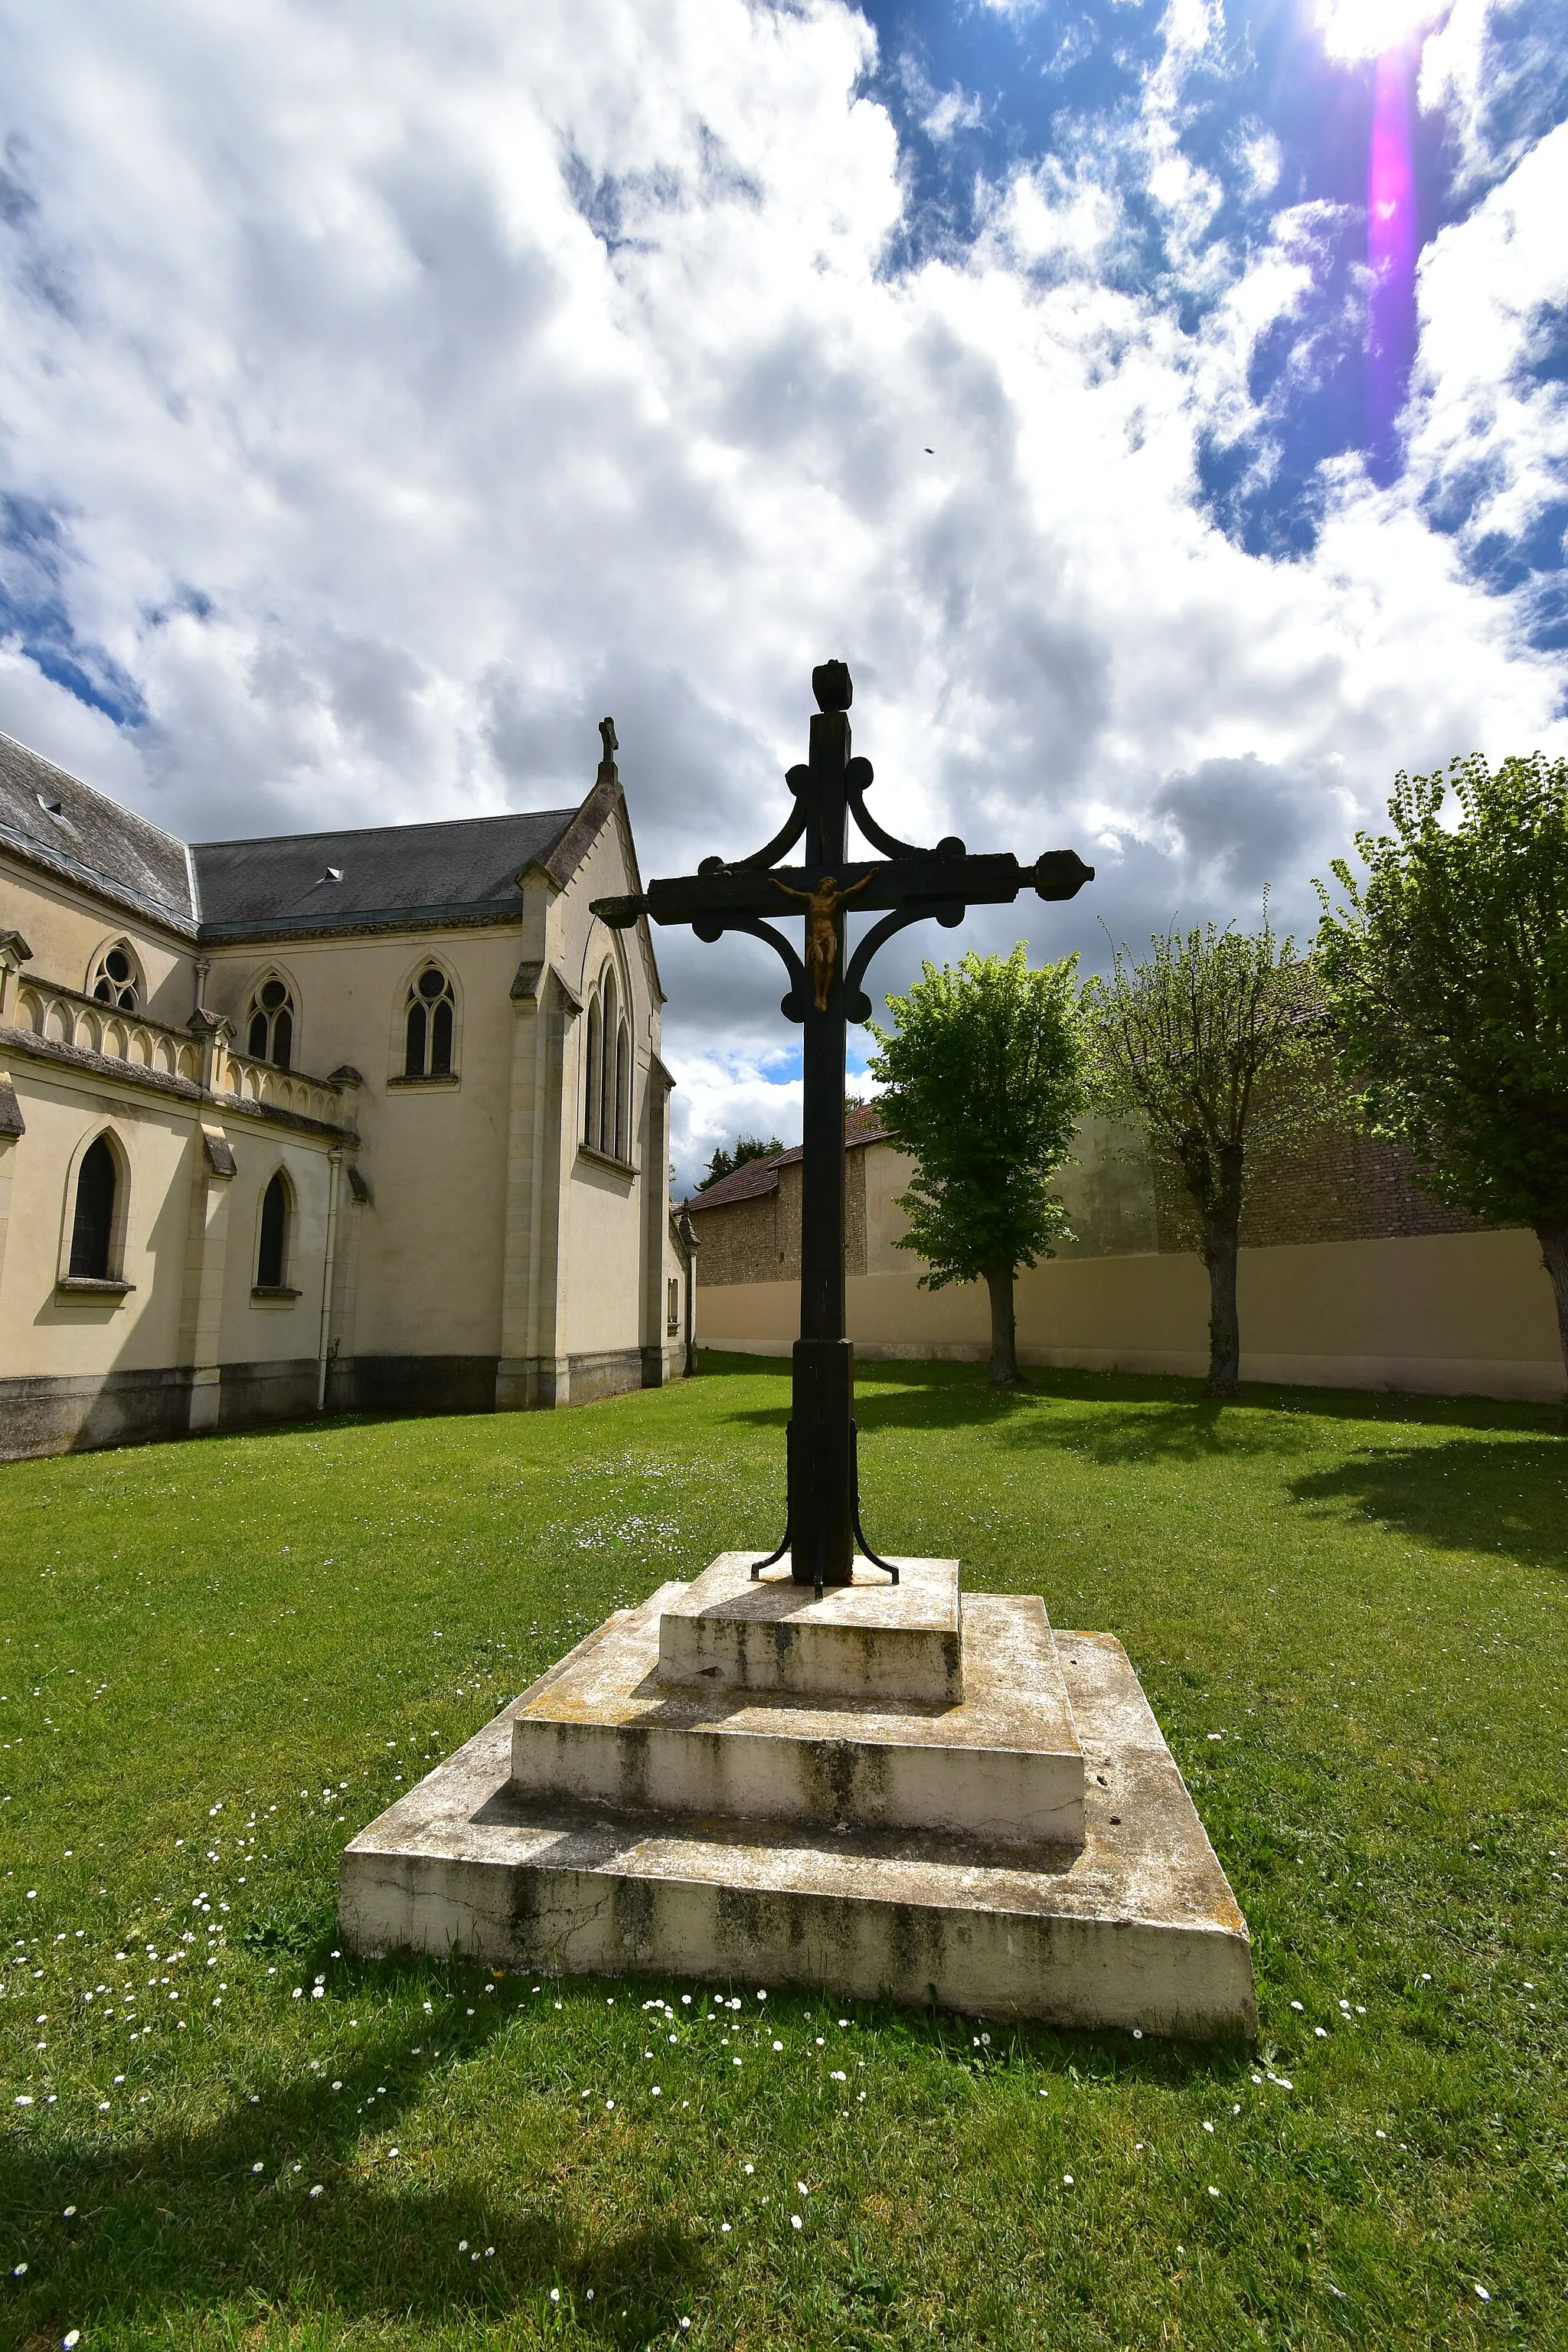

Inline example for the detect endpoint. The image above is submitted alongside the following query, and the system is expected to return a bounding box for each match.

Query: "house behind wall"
[688,1105,1564,1403]
[0,727,692,1462]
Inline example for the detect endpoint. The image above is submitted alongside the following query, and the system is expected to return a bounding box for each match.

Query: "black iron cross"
[593,661,1093,1592]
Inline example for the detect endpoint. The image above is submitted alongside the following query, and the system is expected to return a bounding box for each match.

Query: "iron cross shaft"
[593,661,1093,1592]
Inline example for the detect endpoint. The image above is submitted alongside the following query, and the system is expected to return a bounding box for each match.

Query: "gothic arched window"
[599,970,619,1155]
[404,964,456,1077]
[584,989,604,1149]
[613,1016,631,1161]
[256,1171,291,1289]
[583,965,632,1161]
[69,1135,119,1280]
[89,942,141,1011]
[247,977,295,1070]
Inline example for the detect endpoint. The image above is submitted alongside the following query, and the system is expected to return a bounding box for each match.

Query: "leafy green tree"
[697,1132,784,1191]
[1086,916,1325,1397]
[1315,751,1568,1393]
[868,946,1089,1386]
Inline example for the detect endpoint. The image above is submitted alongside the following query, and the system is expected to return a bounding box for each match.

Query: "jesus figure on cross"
[772,871,872,1011]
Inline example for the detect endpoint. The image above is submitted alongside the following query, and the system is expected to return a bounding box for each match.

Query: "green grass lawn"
[2,1358,1564,2352]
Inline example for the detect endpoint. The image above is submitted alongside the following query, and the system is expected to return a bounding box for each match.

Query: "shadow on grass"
[1286,1437,1568,1574]
[2,1991,705,2349]
[2,1960,1250,2348]
[701,1352,1564,1459]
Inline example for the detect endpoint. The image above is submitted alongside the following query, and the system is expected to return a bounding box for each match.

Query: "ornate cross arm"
[592,847,1092,934]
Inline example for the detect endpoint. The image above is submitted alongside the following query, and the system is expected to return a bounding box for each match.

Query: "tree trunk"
[1534,1218,1568,1423]
[983,1263,1019,1387]
[1200,1208,1241,1397]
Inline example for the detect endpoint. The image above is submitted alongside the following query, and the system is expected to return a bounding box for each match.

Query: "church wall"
[0,1055,342,1456]
[1,760,684,1452]
[0,1065,198,1379]
[0,854,198,1027]
[341,926,521,1363]
[563,1152,647,1357]
[214,1133,334,1364]
[204,923,531,1367]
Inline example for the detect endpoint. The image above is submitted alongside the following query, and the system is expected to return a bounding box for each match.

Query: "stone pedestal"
[339,1557,1256,2038]
[658,1553,965,1703]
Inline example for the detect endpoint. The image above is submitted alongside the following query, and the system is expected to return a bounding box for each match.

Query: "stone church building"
[0,723,690,1461]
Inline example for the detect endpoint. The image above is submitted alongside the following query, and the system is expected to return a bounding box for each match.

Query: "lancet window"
[583,965,632,1162]
[403,964,456,1077]
[612,1011,631,1162]
[68,1135,119,1281]
[255,1171,292,1290]
[584,990,604,1148]
[246,976,295,1070]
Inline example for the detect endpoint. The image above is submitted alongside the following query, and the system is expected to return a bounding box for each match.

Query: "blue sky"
[859,0,1567,573]
[1,0,1566,1181]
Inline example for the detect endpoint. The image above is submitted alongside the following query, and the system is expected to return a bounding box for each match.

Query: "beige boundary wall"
[694,1227,1564,1403]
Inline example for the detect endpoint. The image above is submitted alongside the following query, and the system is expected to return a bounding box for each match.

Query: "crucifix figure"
[772,871,872,1011]
[593,660,1093,1592]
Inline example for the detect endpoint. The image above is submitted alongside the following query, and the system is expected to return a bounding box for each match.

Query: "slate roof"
[685,1103,892,1213]
[0,730,196,930]
[192,808,580,936]
[0,728,628,941]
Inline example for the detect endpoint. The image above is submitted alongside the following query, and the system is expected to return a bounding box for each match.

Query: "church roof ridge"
[190,803,577,851]
[191,799,590,936]
[0,723,649,942]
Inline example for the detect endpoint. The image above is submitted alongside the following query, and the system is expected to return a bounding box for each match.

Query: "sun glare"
[1315,0,1445,60]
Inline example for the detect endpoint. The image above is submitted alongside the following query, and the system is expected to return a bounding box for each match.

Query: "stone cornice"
[199,901,531,946]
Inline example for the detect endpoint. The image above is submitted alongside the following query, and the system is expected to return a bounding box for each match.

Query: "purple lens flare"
[1366,38,1421,481]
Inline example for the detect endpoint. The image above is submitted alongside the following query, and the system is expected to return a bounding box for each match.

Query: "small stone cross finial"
[597,716,619,786]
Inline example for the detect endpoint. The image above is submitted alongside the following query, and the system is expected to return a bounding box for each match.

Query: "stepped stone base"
[340,1563,1256,2038]
[512,1579,1083,1845]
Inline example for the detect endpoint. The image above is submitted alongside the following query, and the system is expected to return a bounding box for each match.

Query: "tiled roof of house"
[686,1152,789,1210]
[685,1102,893,1212]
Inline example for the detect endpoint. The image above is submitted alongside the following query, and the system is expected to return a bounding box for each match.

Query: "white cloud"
[1406,117,1568,555]
[0,0,1562,1184]
[922,87,985,144]
[1419,0,1557,193]
[1315,0,1449,66]
[669,1047,802,1197]
[997,164,1120,270]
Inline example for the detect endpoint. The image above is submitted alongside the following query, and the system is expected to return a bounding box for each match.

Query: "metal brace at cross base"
[593,662,1094,1597]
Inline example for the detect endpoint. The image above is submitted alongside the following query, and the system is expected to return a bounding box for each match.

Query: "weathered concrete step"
[657,1553,964,1704]
[509,1582,1083,1848]
[339,1628,1257,2039]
